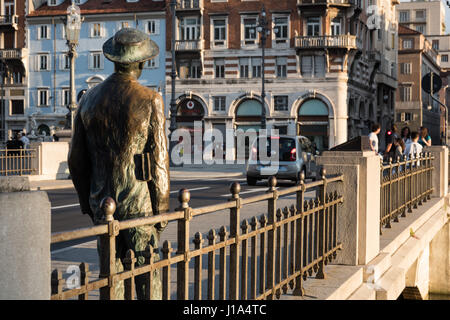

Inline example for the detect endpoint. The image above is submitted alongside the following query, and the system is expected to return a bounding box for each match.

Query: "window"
[48,0,58,6]
[11,72,22,84]
[399,11,410,22]
[432,40,439,50]
[146,20,160,35]
[145,55,160,69]
[301,55,325,77]
[273,17,288,41]
[239,57,249,78]
[37,54,50,71]
[401,62,412,74]
[306,17,320,36]
[38,89,49,107]
[415,10,425,20]
[243,17,257,45]
[276,57,287,78]
[415,25,424,34]
[274,96,288,111]
[60,54,70,70]
[11,100,24,115]
[400,85,412,102]
[331,18,342,36]
[62,89,70,107]
[212,19,226,47]
[90,23,103,38]
[214,58,225,78]
[403,39,413,49]
[179,17,201,40]
[89,52,103,70]
[189,60,202,78]
[213,96,226,111]
[119,21,131,30]
[442,55,448,62]
[38,25,49,39]
[251,57,261,78]
[238,57,263,78]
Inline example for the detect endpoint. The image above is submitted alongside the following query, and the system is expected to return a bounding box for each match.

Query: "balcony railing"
[0,49,21,59]
[0,15,18,26]
[297,0,352,5]
[295,35,357,49]
[177,0,203,10]
[0,149,38,176]
[175,39,204,51]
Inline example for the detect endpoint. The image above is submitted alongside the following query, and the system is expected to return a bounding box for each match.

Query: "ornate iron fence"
[0,149,37,176]
[380,152,434,233]
[50,170,344,300]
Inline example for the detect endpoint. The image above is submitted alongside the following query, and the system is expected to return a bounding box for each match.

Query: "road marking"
[51,203,80,210]
[170,186,210,194]
[220,188,264,197]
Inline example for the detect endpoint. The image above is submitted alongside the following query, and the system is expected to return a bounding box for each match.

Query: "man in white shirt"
[404,131,423,165]
[19,132,30,149]
[368,123,381,154]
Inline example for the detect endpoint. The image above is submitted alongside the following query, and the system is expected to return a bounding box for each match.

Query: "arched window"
[297,99,329,152]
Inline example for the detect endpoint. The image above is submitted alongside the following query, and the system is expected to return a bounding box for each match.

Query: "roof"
[27,0,166,17]
[398,25,421,36]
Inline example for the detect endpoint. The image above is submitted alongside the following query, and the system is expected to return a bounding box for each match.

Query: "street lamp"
[168,0,178,166]
[65,3,82,131]
[256,6,270,130]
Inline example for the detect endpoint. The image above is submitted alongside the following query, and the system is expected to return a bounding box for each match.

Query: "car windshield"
[253,137,296,162]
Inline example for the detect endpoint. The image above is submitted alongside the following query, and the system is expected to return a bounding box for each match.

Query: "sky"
[399,0,450,34]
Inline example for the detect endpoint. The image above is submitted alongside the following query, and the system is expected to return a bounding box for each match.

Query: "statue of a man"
[68,28,169,300]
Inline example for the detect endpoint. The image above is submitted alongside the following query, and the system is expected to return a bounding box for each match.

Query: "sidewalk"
[29,163,246,190]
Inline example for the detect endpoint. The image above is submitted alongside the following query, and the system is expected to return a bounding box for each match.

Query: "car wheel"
[247,176,257,186]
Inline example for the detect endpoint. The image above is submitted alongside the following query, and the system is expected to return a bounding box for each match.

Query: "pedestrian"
[384,124,399,159]
[368,123,381,154]
[418,126,431,147]
[404,131,423,160]
[394,137,405,161]
[400,126,411,145]
[19,132,30,149]
[68,28,168,300]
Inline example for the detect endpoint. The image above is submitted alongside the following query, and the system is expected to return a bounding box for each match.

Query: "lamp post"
[256,6,269,130]
[168,0,178,166]
[65,3,81,131]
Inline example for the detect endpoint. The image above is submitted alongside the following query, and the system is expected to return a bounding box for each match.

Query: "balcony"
[177,0,203,11]
[368,51,381,63]
[175,39,204,52]
[297,0,352,6]
[0,49,22,59]
[295,35,357,50]
[0,15,18,28]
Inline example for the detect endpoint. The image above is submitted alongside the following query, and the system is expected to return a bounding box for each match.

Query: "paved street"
[49,176,311,251]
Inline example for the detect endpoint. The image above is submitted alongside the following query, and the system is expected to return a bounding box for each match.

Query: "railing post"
[99,197,119,300]
[316,168,327,279]
[266,176,278,300]
[161,241,173,300]
[176,189,191,300]
[229,182,241,300]
[123,249,136,300]
[293,172,305,296]
[79,262,90,300]
[207,229,216,300]
[193,232,203,300]
[386,157,393,228]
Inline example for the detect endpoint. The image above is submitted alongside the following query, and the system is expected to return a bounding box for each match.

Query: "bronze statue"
[68,28,169,300]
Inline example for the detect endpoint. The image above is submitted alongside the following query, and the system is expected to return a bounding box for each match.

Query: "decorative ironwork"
[0,148,37,176]
[50,171,344,300]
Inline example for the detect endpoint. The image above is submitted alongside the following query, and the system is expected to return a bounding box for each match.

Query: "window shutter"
[301,55,312,76]
[101,23,106,37]
[154,55,159,68]
[37,27,41,40]
[314,55,325,77]
[100,55,104,69]
[47,55,51,71]
[88,53,92,69]
[35,55,39,71]
[154,20,160,35]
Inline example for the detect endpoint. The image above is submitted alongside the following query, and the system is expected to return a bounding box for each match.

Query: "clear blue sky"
[399,0,450,34]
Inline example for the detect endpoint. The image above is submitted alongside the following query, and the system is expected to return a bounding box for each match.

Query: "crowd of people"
[369,123,432,162]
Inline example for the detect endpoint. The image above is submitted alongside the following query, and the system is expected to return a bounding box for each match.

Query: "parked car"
[246,135,318,186]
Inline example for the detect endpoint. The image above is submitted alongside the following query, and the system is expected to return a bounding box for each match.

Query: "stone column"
[0,176,51,299]
[424,146,448,198]
[429,221,450,296]
[316,151,381,265]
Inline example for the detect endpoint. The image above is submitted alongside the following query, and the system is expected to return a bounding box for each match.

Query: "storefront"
[297,99,329,152]
[234,99,263,160]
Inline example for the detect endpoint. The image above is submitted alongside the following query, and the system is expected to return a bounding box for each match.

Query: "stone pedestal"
[316,151,381,265]
[429,221,450,295]
[424,146,448,198]
[0,178,51,299]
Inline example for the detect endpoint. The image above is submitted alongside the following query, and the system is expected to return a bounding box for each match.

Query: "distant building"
[0,0,28,142]
[395,25,442,142]
[25,0,166,135]
[397,0,446,36]
[165,0,399,159]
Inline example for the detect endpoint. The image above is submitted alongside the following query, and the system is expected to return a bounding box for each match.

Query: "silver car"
[245,135,317,186]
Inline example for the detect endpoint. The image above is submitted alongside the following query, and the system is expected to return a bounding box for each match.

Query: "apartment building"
[397,0,446,35]
[0,0,28,142]
[395,25,442,142]
[25,0,166,136]
[165,0,399,158]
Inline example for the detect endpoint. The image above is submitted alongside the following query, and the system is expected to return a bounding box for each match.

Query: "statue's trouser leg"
[121,224,162,300]
[97,235,125,300]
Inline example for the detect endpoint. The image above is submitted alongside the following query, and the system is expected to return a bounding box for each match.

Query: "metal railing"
[380,153,434,233]
[295,35,357,49]
[0,49,21,59]
[0,15,18,25]
[0,149,37,176]
[50,171,344,300]
[174,39,204,51]
[297,0,352,5]
[177,0,203,9]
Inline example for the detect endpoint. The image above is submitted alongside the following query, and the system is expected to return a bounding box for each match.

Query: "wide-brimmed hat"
[103,28,159,64]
